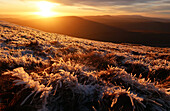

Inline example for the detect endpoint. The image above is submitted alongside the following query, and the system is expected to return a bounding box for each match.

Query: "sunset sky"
[0,0,170,18]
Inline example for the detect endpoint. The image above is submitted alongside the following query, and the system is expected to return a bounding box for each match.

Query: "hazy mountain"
[83,15,170,33]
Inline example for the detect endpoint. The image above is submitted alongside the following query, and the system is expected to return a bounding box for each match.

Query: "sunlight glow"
[34,1,60,17]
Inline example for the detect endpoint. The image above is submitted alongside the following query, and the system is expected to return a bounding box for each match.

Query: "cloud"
[49,0,160,6]
[78,7,103,12]
[112,3,170,13]
[19,0,170,17]
[20,0,170,8]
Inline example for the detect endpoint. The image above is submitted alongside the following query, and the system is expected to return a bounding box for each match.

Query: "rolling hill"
[83,15,170,33]
[1,16,170,47]
[0,21,170,111]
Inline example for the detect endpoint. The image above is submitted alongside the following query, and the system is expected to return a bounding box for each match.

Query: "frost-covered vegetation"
[0,21,170,111]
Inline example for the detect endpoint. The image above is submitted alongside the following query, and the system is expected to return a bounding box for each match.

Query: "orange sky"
[0,0,170,18]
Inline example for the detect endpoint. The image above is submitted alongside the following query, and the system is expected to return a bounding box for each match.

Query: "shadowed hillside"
[83,15,170,33]
[0,16,170,47]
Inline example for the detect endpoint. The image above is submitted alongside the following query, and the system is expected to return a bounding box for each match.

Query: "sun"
[34,1,59,17]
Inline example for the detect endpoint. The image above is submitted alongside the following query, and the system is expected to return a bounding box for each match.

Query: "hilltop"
[0,21,170,111]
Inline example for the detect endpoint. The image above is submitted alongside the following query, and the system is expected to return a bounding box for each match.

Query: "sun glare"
[34,1,59,17]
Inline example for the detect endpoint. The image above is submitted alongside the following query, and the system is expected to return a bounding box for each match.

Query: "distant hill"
[83,15,170,33]
[0,16,129,41]
[0,16,170,47]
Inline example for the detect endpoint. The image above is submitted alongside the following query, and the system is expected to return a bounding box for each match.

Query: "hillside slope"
[1,16,170,47]
[0,17,128,41]
[0,21,170,111]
